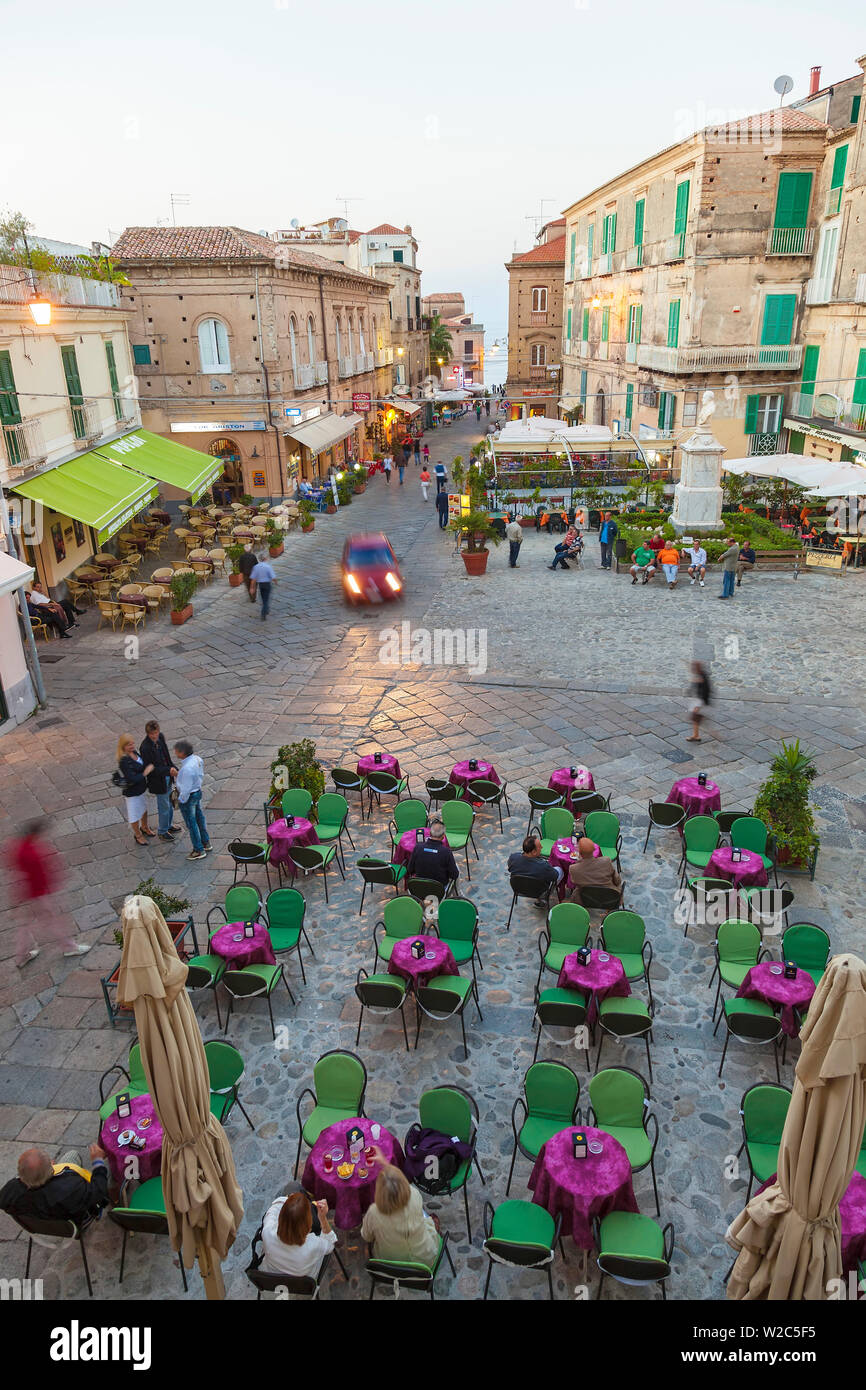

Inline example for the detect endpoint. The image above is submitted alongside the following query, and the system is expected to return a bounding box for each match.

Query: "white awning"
[283,412,363,454]
[384,397,421,418]
[0,548,35,599]
[724,454,866,495]
[433,390,470,403]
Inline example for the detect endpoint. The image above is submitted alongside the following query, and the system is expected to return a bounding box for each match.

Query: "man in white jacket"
[172,740,212,860]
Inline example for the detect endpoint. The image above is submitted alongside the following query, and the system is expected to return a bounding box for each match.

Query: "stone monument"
[671,390,724,533]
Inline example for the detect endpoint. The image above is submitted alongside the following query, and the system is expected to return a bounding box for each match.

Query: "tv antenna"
[525,198,555,238]
[335,196,363,224]
[170,192,190,225]
[773,74,793,106]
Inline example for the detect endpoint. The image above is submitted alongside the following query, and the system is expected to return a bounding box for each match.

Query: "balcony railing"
[530,310,549,325]
[2,418,48,470]
[625,245,644,270]
[375,346,394,367]
[767,226,815,256]
[827,186,843,216]
[636,343,803,373]
[597,341,609,360]
[625,342,638,364]
[855,274,866,304]
[338,356,354,378]
[529,366,549,381]
[0,264,120,308]
[70,399,102,443]
[788,389,866,434]
[597,252,614,275]
[806,277,834,305]
[293,363,315,389]
[663,232,686,262]
[355,351,374,373]
[580,339,589,356]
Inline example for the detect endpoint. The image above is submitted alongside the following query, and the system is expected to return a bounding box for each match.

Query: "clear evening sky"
[2,0,862,361]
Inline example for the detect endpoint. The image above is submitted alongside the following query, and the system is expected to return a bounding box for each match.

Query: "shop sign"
[170,421,267,433]
[805,549,843,570]
[352,393,372,413]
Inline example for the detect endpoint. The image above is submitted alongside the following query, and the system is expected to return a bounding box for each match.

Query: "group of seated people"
[547,526,584,570]
[507,831,623,906]
[24,582,85,639]
[628,536,757,588]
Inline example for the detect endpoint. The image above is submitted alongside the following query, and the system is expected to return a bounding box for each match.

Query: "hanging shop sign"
[170,421,267,433]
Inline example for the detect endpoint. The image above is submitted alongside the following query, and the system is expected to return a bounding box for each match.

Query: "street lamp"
[29,296,51,325]
[397,347,404,356]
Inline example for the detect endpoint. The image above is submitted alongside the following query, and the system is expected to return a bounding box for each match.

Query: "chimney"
[809,65,822,96]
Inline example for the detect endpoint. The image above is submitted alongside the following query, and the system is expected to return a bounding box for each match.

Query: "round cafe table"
[736,962,815,1037]
[302,1117,405,1231]
[558,948,629,1025]
[266,816,319,869]
[357,752,401,778]
[528,1125,639,1250]
[549,837,601,899]
[94,554,122,570]
[148,510,171,525]
[756,1171,866,1275]
[75,569,103,583]
[209,920,276,970]
[666,776,721,820]
[450,759,500,790]
[99,1092,163,1184]
[393,826,451,869]
[388,934,458,989]
[708,846,768,890]
[548,766,595,811]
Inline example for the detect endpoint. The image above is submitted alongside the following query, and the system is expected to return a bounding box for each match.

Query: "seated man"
[685,542,707,587]
[629,543,657,585]
[548,526,579,570]
[507,832,562,905]
[0,1144,110,1226]
[736,542,756,586]
[29,580,82,627]
[567,837,624,907]
[297,480,314,498]
[656,542,681,589]
[25,592,72,639]
[407,819,459,889]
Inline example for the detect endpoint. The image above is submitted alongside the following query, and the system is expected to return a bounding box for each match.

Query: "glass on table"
[323,1152,334,1175]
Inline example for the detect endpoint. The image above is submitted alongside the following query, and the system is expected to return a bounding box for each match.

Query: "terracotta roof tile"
[703,106,827,137]
[366,223,406,235]
[111,225,384,288]
[509,235,567,265]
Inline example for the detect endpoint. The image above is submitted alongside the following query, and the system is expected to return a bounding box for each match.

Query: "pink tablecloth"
[558,949,629,1025]
[449,760,500,789]
[737,962,815,1037]
[392,826,451,868]
[548,767,596,811]
[388,934,458,989]
[358,753,401,778]
[266,815,319,867]
[100,1092,163,1184]
[756,1172,866,1276]
[528,1126,638,1249]
[302,1117,405,1231]
[708,846,768,890]
[549,838,600,901]
[667,777,721,819]
[209,920,276,970]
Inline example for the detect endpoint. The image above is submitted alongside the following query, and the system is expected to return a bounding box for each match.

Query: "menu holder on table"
[783,960,798,980]
[576,945,592,967]
[572,1130,587,1160]
[243,922,255,939]
[410,939,426,960]
[115,1092,131,1119]
[697,772,707,787]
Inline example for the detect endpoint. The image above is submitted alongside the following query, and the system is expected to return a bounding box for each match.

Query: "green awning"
[92,429,225,504]
[12,456,158,545]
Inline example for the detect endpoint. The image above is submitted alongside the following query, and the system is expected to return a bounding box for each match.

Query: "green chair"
[587,1067,659,1214]
[206,884,263,937]
[643,800,685,853]
[710,919,765,1018]
[315,792,354,870]
[682,876,737,939]
[357,855,407,915]
[536,807,575,857]
[406,875,451,902]
[600,911,654,1008]
[409,1085,485,1240]
[185,953,227,1030]
[109,1177,188,1290]
[436,897,482,987]
[98,1041,149,1121]
[525,786,564,835]
[571,790,609,819]
[678,815,721,885]
[228,838,272,892]
[280,788,314,820]
[441,800,479,880]
[482,1199,562,1299]
[737,1082,792,1199]
[388,798,429,852]
[354,967,410,1050]
[583,811,623,870]
[367,1235,455,1300]
[366,768,412,814]
[714,808,753,840]
[295,1049,368,1179]
[415,974,482,1060]
[204,1038,254,1130]
[265,888,314,983]
[330,767,367,822]
[288,843,340,903]
[595,997,655,1084]
[745,883,794,933]
[730,816,777,884]
[781,923,831,988]
[536,902,591,995]
[594,1211,674,1300]
[465,778,511,833]
[532,987,589,1064]
[425,777,461,812]
[507,1061,580,1196]
[716,998,782,1081]
[221,962,294,1040]
[373,896,424,967]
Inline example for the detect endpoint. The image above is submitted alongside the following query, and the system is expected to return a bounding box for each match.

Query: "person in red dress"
[5,820,91,967]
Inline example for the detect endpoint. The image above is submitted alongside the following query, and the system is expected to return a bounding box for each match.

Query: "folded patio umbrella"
[726,953,866,1300]
[116,895,244,1298]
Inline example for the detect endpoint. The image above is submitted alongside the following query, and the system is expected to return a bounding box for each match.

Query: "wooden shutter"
[636,304,642,343]
[566,307,572,341]
[625,383,634,422]
[774,172,812,228]
[133,344,151,365]
[667,300,680,348]
[0,350,22,427]
[601,307,610,341]
[760,294,797,345]
[744,394,760,434]
[61,345,83,403]
[831,145,849,189]
[853,348,866,406]
[852,95,861,124]
[582,307,589,340]
[105,341,122,421]
[569,232,576,279]
[586,224,594,272]
[800,345,819,396]
[674,179,690,233]
[788,429,805,455]
[634,198,645,246]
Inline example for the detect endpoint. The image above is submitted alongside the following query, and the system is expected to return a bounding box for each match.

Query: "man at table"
[407,819,459,889]
[508,833,562,905]
[0,1144,110,1226]
[736,542,756,587]
[567,837,623,907]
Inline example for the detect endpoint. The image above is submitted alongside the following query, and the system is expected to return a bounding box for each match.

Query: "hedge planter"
[170,605,193,625]
[229,573,243,587]
[461,549,490,576]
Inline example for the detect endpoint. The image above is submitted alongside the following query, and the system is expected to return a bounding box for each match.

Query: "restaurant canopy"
[0,549,35,597]
[283,411,363,454]
[724,454,866,496]
[91,429,227,504]
[12,455,158,545]
[490,416,673,457]
[382,397,421,418]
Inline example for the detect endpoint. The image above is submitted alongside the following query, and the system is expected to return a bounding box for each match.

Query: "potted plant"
[336,475,353,507]
[112,880,191,945]
[268,738,326,815]
[352,464,367,494]
[450,509,501,576]
[268,527,284,558]
[298,498,315,533]
[226,543,246,587]
[753,740,820,877]
[169,569,198,625]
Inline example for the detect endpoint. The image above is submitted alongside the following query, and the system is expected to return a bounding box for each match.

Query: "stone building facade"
[505,217,566,416]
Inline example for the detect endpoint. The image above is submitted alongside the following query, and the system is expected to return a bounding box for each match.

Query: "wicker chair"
[97,600,122,630]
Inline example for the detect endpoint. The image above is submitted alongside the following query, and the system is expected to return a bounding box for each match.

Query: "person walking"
[434,460,447,494]
[238,544,257,602]
[117,734,155,845]
[422,443,429,465]
[420,466,431,501]
[718,536,739,600]
[397,457,406,485]
[505,513,523,568]
[436,488,450,530]
[383,455,393,484]
[413,438,421,465]
[140,719,180,842]
[485,398,490,417]
[250,556,276,620]
[172,740,211,860]
[686,661,712,742]
[598,512,618,570]
[475,401,482,424]
[5,819,91,966]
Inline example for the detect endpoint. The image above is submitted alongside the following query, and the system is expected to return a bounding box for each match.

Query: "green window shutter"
[566,307,572,340]
[601,306,610,341]
[582,307,589,340]
[634,198,645,246]
[61,345,83,403]
[853,347,866,406]
[744,394,760,434]
[569,232,576,279]
[0,350,22,427]
[674,179,690,234]
[852,95,861,124]
[133,344,151,365]
[602,213,617,254]
[586,224,594,273]
[788,429,805,454]
[800,344,819,396]
[625,383,634,422]
[774,172,812,228]
[657,392,674,430]
[579,369,587,407]
[105,341,122,421]
[627,306,635,343]
[760,294,796,346]
[831,145,848,189]
[667,300,680,349]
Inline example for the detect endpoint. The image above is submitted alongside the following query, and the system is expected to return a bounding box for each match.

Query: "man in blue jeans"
[173,740,211,861]
[250,557,276,620]
[140,719,181,843]
[718,538,739,599]
[598,512,618,569]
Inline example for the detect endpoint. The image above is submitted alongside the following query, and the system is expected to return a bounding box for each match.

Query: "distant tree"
[428,314,453,370]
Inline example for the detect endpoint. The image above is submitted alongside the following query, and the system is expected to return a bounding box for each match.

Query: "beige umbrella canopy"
[726,953,866,1300]
[116,895,244,1297]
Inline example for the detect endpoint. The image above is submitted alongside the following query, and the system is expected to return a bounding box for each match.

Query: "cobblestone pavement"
[1,408,865,1301]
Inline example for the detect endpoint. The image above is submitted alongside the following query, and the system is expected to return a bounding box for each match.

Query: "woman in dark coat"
[117,734,154,845]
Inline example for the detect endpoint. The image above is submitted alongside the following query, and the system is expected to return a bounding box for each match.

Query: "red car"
[341,532,403,604]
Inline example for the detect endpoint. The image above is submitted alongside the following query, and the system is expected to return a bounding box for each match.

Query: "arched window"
[307,315,316,363]
[288,316,298,374]
[595,388,606,425]
[346,314,354,358]
[530,343,547,366]
[358,316,366,356]
[335,316,342,362]
[531,286,548,312]
[198,318,230,373]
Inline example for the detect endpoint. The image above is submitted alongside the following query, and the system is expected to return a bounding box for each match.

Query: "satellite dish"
[774,74,794,97]
[290,218,300,229]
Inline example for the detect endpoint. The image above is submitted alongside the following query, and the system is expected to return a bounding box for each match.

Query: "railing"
[529,366,549,381]
[766,226,815,256]
[0,264,120,309]
[663,232,686,262]
[293,363,315,389]
[806,277,834,305]
[70,399,102,442]
[0,264,34,302]
[597,340,609,360]
[375,346,394,367]
[636,343,803,372]
[119,395,139,425]
[355,351,374,373]
[788,389,866,433]
[625,342,638,364]
[530,310,548,325]
[315,361,329,384]
[625,245,644,270]
[827,186,843,216]
[338,356,354,378]
[597,252,613,275]
[855,274,866,304]
[1,418,47,470]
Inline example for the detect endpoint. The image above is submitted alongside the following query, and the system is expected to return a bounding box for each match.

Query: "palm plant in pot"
[226,542,246,586]
[169,569,198,625]
[449,509,501,575]
[753,739,820,878]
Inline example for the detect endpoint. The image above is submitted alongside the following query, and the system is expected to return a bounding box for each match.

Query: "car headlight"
[345,573,361,594]
[385,572,401,592]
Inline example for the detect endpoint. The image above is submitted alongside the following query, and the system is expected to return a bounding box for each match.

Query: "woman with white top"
[260,1192,337,1278]
[360,1157,439,1265]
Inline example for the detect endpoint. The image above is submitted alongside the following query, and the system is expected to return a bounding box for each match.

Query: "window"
[633,197,645,247]
[682,389,699,426]
[358,318,366,356]
[335,317,342,361]
[579,370,587,410]
[601,307,610,342]
[307,316,316,363]
[198,318,230,373]
[531,286,548,312]
[530,343,547,366]
[773,171,812,228]
[674,179,690,235]
[133,344,151,365]
[744,393,783,434]
[667,300,680,349]
[800,345,819,397]
[105,341,122,421]
[406,295,411,324]
[602,212,617,254]
[346,315,354,357]
[415,296,420,318]
[464,339,474,356]
[831,144,849,189]
[0,350,23,463]
[658,391,675,431]
[627,304,642,343]
[760,294,797,346]
[392,250,403,263]
[289,316,299,373]
[569,231,576,280]
[625,382,634,424]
